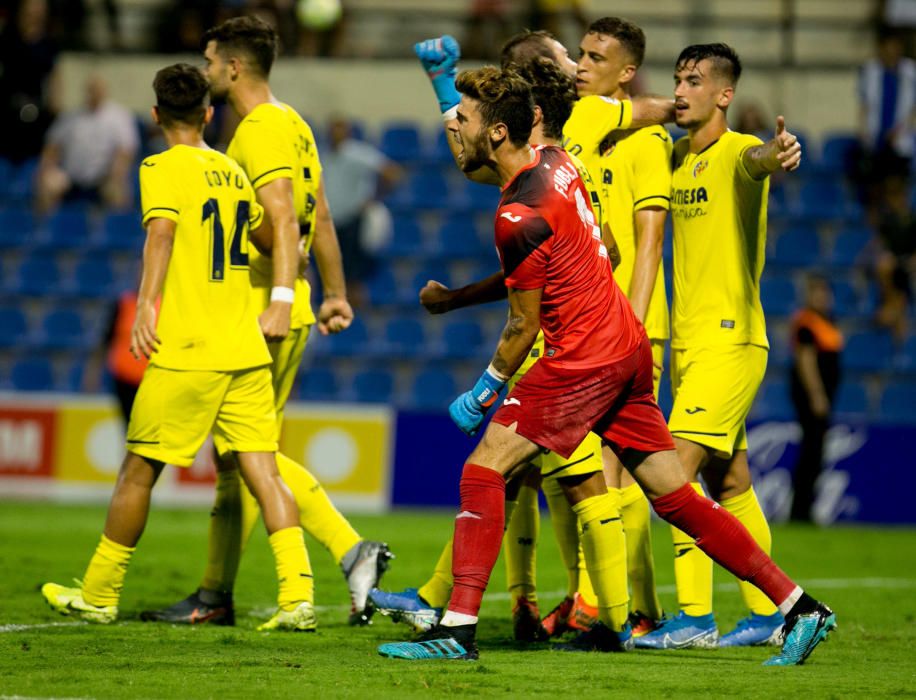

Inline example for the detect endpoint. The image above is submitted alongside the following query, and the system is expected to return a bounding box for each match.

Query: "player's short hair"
[676,43,742,85]
[500,29,560,69]
[456,66,535,147]
[587,17,646,67]
[153,63,210,128]
[203,15,278,77]
[511,57,575,141]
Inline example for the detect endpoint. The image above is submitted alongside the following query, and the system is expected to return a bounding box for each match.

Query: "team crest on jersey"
[692,159,709,178]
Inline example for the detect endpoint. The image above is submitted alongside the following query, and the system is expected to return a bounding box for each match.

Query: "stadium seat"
[878,383,916,424]
[428,129,457,165]
[0,207,36,247]
[0,306,28,348]
[10,356,54,392]
[818,133,859,173]
[97,210,144,253]
[830,279,861,317]
[379,214,425,258]
[4,159,38,205]
[352,368,394,403]
[462,180,501,213]
[829,226,872,267]
[833,380,869,420]
[73,258,116,299]
[433,215,488,259]
[43,206,91,251]
[843,330,895,372]
[771,227,821,267]
[409,265,453,304]
[410,169,451,210]
[298,366,339,401]
[438,319,485,359]
[365,268,401,307]
[325,316,369,357]
[381,317,426,358]
[410,367,457,411]
[750,380,795,421]
[895,335,916,372]
[40,308,89,350]
[760,276,797,317]
[13,255,63,296]
[379,122,422,162]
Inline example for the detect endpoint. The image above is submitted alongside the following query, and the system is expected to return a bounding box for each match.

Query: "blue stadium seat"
[14,255,63,296]
[751,380,794,421]
[325,316,369,357]
[657,372,673,416]
[352,368,394,403]
[382,317,426,358]
[63,358,86,392]
[365,268,401,307]
[0,158,11,200]
[379,123,422,162]
[462,180,501,213]
[410,170,450,210]
[73,259,116,299]
[298,366,339,401]
[843,330,895,372]
[43,206,91,251]
[379,214,425,258]
[0,206,36,247]
[5,159,38,205]
[878,383,916,424]
[829,226,871,267]
[439,319,485,359]
[410,368,457,411]
[40,308,89,350]
[834,381,869,419]
[830,279,861,317]
[97,211,144,253]
[11,357,54,391]
[760,276,797,317]
[0,306,28,348]
[768,181,789,215]
[818,133,859,173]
[428,129,457,165]
[794,181,847,220]
[433,215,488,259]
[896,335,916,372]
[772,228,820,267]
[409,265,453,304]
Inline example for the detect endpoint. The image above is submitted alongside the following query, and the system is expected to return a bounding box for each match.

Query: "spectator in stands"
[735,101,770,142]
[35,74,138,214]
[463,0,512,60]
[857,25,916,215]
[875,174,916,340]
[789,274,844,523]
[0,0,61,164]
[323,115,402,303]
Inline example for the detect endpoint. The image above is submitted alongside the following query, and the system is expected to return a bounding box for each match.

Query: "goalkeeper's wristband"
[470,366,506,410]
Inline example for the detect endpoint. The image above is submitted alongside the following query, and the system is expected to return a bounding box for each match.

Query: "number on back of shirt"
[202,198,250,281]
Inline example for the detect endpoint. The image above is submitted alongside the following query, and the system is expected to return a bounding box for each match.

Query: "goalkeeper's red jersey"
[494,145,646,370]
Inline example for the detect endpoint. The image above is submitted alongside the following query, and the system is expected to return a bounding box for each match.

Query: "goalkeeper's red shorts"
[490,336,674,459]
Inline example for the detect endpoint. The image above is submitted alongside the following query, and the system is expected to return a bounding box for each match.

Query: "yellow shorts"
[127,365,278,466]
[668,344,767,458]
[511,332,603,480]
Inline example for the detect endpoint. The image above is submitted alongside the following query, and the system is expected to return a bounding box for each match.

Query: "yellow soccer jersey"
[567,151,604,239]
[598,125,671,340]
[670,130,769,349]
[139,145,271,371]
[227,102,322,328]
[562,95,633,180]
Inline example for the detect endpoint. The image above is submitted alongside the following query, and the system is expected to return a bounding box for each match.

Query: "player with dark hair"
[141,16,392,631]
[41,63,315,629]
[377,64,835,666]
[636,42,800,650]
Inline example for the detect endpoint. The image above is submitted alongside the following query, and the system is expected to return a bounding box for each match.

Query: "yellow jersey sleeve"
[229,118,296,190]
[632,127,673,211]
[563,96,633,159]
[140,156,180,225]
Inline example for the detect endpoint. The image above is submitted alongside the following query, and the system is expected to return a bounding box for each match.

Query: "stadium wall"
[58,55,858,141]
[1,392,912,525]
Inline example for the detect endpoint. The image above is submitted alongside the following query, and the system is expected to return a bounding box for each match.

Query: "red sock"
[448,463,506,617]
[652,483,796,606]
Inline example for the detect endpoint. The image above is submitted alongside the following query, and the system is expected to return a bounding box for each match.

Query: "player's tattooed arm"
[630,95,676,128]
[743,115,801,179]
[419,272,507,314]
[131,218,174,359]
[489,286,541,379]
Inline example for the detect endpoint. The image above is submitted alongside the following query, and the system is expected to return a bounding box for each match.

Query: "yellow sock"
[576,543,598,608]
[201,469,245,594]
[543,478,580,598]
[504,485,539,603]
[418,538,453,609]
[82,534,135,607]
[620,482,662,619]
[276,452,361,564]
[670,481,713,616]
[268,526,314,611]
[720,486,778,616]
[572,492,629,632]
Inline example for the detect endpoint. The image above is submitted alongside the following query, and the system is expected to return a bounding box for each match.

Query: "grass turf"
[1,501,915,698]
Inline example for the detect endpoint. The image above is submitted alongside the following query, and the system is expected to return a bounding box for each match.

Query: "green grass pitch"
[1,500,915,698]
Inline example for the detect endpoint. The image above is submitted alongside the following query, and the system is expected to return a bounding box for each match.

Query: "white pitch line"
[0,621,87,633]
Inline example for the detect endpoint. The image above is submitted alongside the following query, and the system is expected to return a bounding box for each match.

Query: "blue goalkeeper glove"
[449,367,505,436]
[413,35,462,114]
